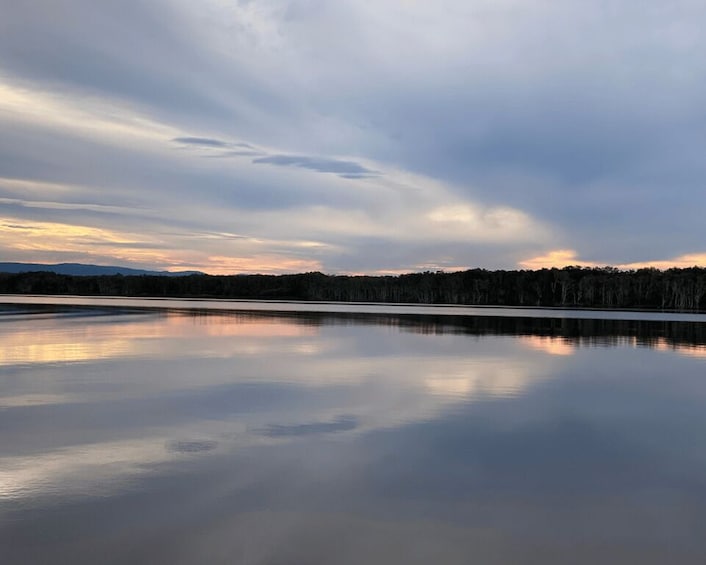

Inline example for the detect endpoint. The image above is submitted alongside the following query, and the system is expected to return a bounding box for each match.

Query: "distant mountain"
[0,262,204,277]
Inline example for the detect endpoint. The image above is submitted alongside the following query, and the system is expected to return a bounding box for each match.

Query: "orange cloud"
[0,216,185,268]
[519,249,706,270]
[618,254,706,270]
[0,217,140,246]
[0,216,327,275]
[176,255,323,275]
[519,249,598,269]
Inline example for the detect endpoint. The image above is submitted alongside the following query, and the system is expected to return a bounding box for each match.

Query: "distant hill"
[0,262,204,277]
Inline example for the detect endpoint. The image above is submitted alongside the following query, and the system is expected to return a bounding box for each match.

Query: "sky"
[1,0,705,275]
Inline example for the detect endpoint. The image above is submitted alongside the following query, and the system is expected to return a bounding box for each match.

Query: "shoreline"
[2,294,706,323]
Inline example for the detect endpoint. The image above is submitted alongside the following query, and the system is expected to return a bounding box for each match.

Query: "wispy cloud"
[173,137,229,148]
[172,136,257,150]
[253,154,379,179]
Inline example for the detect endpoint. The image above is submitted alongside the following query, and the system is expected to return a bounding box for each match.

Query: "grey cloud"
[172,137,258,151]
[166,440,218,453]
[3,1,706,271]
[173,137,229,148]
[331,242,532,274]
[254,1,706,261]
[173,137,265,158]
[0,1,300,143]
[202,150,264,158]
[173,139,374,177]
[0,116,370,231]
[253,155,378,179]
[339,173,373,180]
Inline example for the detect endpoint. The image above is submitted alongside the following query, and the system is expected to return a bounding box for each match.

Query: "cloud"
[171,137,377,179]
[166,440,218,453]
[519,250,598,270]
[1,1,705,273]
[172,136,258,151]
[619,254,706,271]
[519,249,706,270]
[173,137,229,148]
[253,154,378,179]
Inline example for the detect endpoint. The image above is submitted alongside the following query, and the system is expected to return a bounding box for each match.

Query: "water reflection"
[520,335,577,356]
[2,303,706,564]
[652,337,706,358]
[0,309,557,504]
[0,309,318,367]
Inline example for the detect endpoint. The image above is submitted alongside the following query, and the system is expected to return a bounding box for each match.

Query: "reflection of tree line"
[2,266,706,311]
[255,313,706,350]
[154,309,706,351]
[394,315,706,350]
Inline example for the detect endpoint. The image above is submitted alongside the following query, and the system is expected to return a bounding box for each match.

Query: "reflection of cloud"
[0,438,174,500]
[258,416,358,437]
[0,334,134,366]
[184,314,318,338]
[0,393,78,408]
[0,311,318,367]
[424,362,542,399]
[521,336,576,356]
[0,309,561,503]
[653,338,706,358]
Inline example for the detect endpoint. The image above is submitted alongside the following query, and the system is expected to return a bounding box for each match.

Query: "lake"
[1,297,706,564]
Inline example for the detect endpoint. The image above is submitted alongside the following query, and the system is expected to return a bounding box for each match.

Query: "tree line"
[2,266,706,311]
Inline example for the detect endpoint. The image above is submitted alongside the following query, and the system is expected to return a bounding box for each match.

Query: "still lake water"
[1,297,706,564]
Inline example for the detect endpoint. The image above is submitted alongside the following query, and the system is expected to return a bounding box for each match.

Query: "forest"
[2,266,706,311]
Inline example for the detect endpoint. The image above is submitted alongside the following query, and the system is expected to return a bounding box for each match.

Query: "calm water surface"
[1,299,706,564]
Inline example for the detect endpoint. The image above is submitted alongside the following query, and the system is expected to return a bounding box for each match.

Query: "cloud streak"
[173,137,229,148]
[253,154,378,179]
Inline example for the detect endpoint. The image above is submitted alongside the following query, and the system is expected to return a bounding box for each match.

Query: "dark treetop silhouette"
[2,266,706,311]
